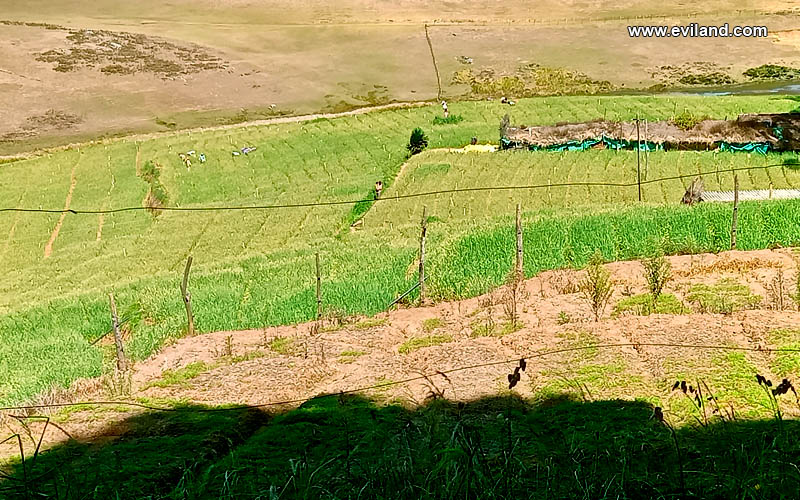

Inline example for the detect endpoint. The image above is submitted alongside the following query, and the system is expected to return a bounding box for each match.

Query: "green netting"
[501,136,769,154]
[526,136,664,152]
[718,142,770,154]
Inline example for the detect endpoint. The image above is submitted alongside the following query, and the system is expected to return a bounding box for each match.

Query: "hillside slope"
[3,248,800,497]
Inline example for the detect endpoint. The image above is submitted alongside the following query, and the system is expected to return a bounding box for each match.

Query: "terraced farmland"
[1,94,799,405]
[365,148,800,229]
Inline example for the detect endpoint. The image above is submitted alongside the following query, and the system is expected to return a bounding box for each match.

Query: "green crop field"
[365,148,800,226]
[2,94,800,405]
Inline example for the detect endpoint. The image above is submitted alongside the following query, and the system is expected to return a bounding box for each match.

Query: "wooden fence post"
[109,293,127,372]
[635,116,642,202]
[181,256,195,336]
[315,252,322,321]
[419,206,427,305]
[731,174,739,250]
[644,119,649,180]
[515,203,524,279]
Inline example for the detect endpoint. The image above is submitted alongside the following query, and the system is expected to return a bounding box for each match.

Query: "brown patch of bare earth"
[122,249,800,404]
[6,248,800,459]
[122,247,800,406]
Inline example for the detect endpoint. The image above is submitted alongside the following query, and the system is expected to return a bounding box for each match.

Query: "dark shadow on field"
[2,394,800,499]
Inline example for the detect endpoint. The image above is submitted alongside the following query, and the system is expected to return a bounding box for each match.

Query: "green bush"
[139,160,169,214]
[672,110,707,131]
[139,160,160,183]
[642,253,671,309]
[580,250,614,322]
[407,127,428,156]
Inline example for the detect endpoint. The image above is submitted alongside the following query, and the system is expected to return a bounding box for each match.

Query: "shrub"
[407,128,428,155]
[140,160,160,183]
[642,253,672,310]
[580,250,614,322]
[672,110,707,131]
[139,160,169,216]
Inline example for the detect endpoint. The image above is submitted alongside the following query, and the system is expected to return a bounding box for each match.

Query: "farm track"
[0,101,435,162]
[96,153,120,242]
[43,155,80,258]
[107,8,787,29]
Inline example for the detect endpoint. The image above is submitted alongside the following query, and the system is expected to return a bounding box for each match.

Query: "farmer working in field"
[442,100,449,118]
[375,180,383,199]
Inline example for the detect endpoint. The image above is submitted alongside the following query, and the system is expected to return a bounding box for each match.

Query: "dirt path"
[43,155,79,258]
[0,101,435,162]
[96,151,123,242]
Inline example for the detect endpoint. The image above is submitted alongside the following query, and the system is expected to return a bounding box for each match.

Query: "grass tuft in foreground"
[6,392,800,499]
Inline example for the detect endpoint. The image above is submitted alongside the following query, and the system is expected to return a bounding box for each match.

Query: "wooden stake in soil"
[419,206,428,305]
[109,293,127,372]
[181,256,195,336]
[731,174,739,250]
[315,252,322,321]
[515,203,524,279]
[644,119,649,180]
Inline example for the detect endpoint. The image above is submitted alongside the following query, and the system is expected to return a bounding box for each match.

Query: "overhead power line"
[0,163,794,216]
